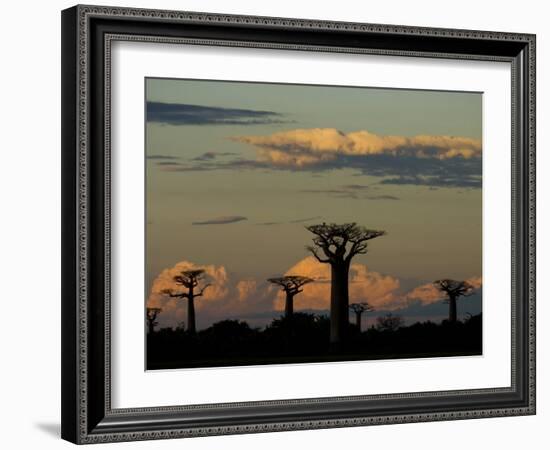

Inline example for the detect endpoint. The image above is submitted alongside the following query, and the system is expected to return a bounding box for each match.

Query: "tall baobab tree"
[433,279,474,323]
[306,222,386,345]
[267,275,314,318]
[161,269,211,334]
[146,307,162,334]
[349,302,373,332]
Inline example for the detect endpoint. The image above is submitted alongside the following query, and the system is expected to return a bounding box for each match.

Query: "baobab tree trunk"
[330,262,350,346]
[187,286,196,334]
[187,297,196,334]
[285,292,294,318]
[355,311,362,332]
[448,295,457,323]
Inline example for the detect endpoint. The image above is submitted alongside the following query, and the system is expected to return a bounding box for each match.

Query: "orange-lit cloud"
[147,260,277,328]
[405,275,483,305]
[148,258,482,329]
[272,256,404,312]
[232,128,481,168]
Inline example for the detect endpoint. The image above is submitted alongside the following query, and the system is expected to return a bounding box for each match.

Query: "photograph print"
[145,78,483,370]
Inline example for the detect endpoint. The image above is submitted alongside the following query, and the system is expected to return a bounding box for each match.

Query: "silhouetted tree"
[267,275,314,318]
[306,222,386,345]
[375,313,404,332]
[433,279,474,323]
[162,269,211,334]
[349,302,373,332]
[146,307,162,334]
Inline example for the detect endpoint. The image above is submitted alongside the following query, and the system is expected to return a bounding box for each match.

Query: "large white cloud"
[232,128,481,168]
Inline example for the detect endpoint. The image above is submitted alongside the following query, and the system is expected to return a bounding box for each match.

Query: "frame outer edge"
[65,4,537,444]
[61,5,80,445]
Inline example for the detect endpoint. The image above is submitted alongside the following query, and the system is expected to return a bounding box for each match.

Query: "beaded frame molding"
[61,4,536,444]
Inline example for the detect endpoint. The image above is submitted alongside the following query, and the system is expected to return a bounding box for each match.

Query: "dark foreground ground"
[147,312,482,370]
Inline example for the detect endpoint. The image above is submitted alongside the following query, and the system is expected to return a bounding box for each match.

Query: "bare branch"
[306,222,386,264]
[195,283,212,298]
[306,245,330,263]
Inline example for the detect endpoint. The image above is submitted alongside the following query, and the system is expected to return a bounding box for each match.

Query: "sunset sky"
[145,78,482,330]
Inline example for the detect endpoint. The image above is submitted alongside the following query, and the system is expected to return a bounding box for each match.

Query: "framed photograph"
[61,5,536,444]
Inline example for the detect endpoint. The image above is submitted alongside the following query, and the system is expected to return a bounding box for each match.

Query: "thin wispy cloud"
[257,216,322,226]
[379,174,481,188]
[155,161,181,167]
[192,151,238,161]
[192,215,248,225]
[298,185,399,200]
[289,216,323,223]
[365,195,400,201]
[160,159,269,172]
[146,102,289,126]
[147,154,180,160]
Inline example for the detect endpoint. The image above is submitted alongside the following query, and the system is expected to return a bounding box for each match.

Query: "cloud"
[160,159,269,172]
[405,276,482,305]
[256,216,322,226]
[155,161,181,167]
[230,128,482,188]
[146,102,288,126]
[192,215,247,225]
[272,256,404,312]
[299,185,399,201]
[147,257,483,330]
[147,154,180,160]
[272,257,482,313]
[365,195,400,201]
[379,174,481,188]
[156,128,481,188]
[288,216,323,223]
[192,151,238,161]
[232,128,481,164]
[147,260,277,329]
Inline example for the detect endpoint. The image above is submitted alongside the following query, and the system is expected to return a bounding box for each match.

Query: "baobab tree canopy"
[306,222,386,263]
[349,302,374,314]
[268,275,314,318]
[173,269,208,290]
[433,279,475,299]
[267,275,314,294]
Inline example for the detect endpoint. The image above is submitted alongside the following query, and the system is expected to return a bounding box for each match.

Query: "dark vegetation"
[147,312,482,369]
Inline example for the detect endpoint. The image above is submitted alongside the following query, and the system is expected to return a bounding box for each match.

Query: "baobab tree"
[349,302,373,332]
[375,313,404,332]
[161,269,211,334]
[267,275,314,318]
[306,222,386,345]
[146,307,162,334]
[433,279,474,323]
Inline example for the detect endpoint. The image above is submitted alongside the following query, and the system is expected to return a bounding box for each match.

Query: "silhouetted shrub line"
[147,312,482,369]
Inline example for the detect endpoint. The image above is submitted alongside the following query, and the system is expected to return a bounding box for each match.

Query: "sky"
[145,77,483,330]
